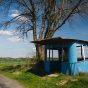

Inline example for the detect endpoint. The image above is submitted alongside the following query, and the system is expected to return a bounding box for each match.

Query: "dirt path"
[0,75,25,88]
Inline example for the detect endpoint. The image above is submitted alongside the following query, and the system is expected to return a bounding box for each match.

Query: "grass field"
[0,58,88,88]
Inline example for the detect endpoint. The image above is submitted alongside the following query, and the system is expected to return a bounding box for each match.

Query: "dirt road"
[0,75,25,88]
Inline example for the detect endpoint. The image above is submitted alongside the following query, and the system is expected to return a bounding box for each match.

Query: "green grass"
[0,58,88,88]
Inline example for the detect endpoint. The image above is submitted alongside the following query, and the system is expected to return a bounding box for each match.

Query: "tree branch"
[54,0,83,33]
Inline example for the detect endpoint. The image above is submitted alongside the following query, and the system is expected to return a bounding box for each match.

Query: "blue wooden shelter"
[32,37,88,75]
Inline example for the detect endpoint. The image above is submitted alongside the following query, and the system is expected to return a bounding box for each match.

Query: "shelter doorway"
[46,47,68,72]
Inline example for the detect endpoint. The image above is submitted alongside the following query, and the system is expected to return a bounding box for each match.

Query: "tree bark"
[36,44,45,61]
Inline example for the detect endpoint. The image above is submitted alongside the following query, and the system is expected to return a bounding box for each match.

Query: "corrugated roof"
[31,37,88,45]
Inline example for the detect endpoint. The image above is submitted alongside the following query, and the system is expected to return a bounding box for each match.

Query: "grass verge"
[0,58,88,88]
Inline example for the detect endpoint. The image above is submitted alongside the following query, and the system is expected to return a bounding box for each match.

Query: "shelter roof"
[31,37,88,45]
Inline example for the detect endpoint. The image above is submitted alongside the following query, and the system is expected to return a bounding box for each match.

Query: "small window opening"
[77,45,87,61]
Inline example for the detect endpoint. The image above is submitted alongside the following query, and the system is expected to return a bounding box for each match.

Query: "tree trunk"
[35,16,45,61]
[36,44,45,62]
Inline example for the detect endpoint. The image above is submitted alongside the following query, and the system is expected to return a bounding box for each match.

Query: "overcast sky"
[0,8,88,58]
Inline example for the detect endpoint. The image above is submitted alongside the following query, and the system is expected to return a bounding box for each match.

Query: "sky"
[0,9,35,58]
[0,5,88,58]
[55,14,88,40]
[0,30,35,58]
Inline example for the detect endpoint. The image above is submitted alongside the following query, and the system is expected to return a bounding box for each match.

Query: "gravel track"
[0,75,25,88]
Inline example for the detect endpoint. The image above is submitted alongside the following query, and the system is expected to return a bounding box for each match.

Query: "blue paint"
[61,60,88,75]
[44,45,51,73]
[77,60,88,73]
[61,62,78,75]
[44,60,50,73]
[44,41,88,75]
[44,61,62,72]
[68,43,77,63]
[60,42,78,74]
[44,57,88,75]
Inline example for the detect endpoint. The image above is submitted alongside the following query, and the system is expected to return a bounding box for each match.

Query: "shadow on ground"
[27,61,59,77]
[27,61,47,76]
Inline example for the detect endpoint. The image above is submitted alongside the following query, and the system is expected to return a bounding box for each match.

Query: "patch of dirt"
[42,73,58,80]
[58,77,78,86]
[48,74,58,77]
[0,75,25,88]
[58,80,68,86]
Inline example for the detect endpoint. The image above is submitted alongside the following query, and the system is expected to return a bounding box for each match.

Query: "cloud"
[0,30,13,36]
[0,30,22,43]
[7,36,22,43]
[10,10,28,22]
[10,10,20,17]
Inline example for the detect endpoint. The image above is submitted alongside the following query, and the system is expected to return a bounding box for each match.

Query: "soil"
[0,75,25,88]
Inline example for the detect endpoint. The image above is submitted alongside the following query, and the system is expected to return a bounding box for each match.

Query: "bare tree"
[0,0,88,61]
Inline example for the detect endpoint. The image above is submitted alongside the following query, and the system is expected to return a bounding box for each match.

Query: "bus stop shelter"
[32,37,88,75]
